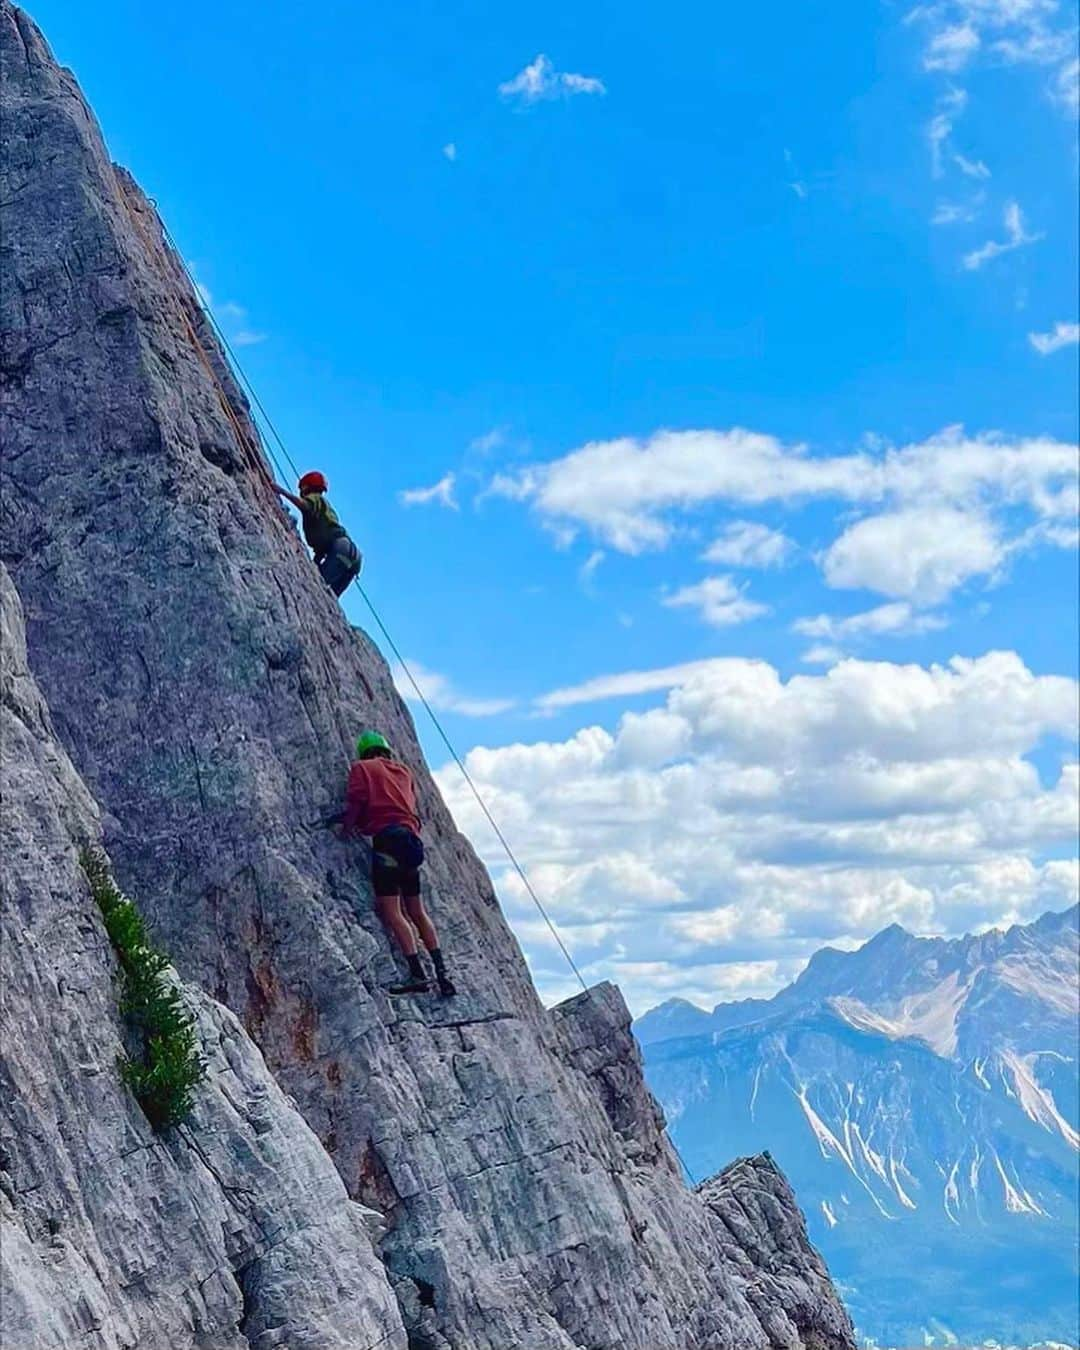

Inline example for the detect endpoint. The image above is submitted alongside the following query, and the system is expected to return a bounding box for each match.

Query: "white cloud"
[489,425,1078,556]
[470,427,507,455]
[822,507,1004,602]
[534,658,738,712]
[925,22,982,70]
[926,87,968,176]
[561,70,607,95]
[438,651,1078,1010]
[993,27,1075,64]
[953,152,991,178]
[913,1,1074,78]
[962,200,1043,270]
[703,520,795,568]
[499,54,606,104]
[484,470,535,504]
[392,659,514,717]
[579,550,605,592]
[190,276,267,346]
[793,601,949,641]
[398,472,458,510]
[1029,320,1080,354]
[662,575,770,628]
[932,199,980,224]
[801,644,845,666]
[442,142,457,161]
[1018,519,1080,551]
[1052,56,1079,112]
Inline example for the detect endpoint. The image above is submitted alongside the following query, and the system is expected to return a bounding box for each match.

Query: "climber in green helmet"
[273,471,362,598]
[340,730,457,998]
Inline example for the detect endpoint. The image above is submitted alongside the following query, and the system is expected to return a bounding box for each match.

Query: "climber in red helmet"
[341,730,457,998]
[273,471,362,597]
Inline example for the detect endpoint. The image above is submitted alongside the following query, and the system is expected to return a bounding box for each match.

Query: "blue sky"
[36,0,1079,1012]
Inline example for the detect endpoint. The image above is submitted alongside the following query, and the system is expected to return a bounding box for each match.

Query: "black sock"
[429,948,448,978]
[406,953,426,981]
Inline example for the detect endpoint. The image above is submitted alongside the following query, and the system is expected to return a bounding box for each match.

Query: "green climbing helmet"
[356,730,391,759]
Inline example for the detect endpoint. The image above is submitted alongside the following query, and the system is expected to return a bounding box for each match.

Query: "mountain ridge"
[636,903,1079,1053]
[638,906,1080,1344]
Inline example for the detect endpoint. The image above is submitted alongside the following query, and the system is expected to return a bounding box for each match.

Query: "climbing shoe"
[387,978,432,997]
[429,948,455,997]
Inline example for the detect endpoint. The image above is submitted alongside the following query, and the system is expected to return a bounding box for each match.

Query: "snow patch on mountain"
[639,907,1080,1345]
[992,1151,1048,1216]
[830,969,968,1058]
[1001,1048,1080,1150]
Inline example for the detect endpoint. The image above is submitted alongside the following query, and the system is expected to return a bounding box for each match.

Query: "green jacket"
[298,492,346,559]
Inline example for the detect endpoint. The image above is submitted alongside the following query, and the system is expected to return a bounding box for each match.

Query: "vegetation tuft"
[80,847,205,1130]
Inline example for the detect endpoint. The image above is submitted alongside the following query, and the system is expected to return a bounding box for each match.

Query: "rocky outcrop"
[0,5,857,1346]
[699,1157,858,1350]
[0,564,405,1349]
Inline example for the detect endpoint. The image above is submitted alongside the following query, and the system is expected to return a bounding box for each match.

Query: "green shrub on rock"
[79,847,204,1129]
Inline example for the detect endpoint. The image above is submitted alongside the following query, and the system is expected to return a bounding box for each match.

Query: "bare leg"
[405,895,455,996]
[403,894,439,952]
[375,894,420,956]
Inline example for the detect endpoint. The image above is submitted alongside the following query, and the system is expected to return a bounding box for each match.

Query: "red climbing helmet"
[298,470,328,494]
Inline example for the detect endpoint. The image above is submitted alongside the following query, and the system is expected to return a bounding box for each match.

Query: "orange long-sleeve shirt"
[342,758,421,837]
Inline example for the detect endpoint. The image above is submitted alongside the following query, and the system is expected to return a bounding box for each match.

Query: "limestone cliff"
[0,6,858,1347]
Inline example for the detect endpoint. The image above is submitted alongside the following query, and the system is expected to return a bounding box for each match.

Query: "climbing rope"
[116,184,273,494]
[158,219,592,999]
[150,216,699,1190]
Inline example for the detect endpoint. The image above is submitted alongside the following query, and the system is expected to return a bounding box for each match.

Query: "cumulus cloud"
[442,142,457,161]
[962,200,1043,270]
[486,425,1078,575]
[437,652,1078,1010]
[662,575,770,628]
[398,472,458,510]
[1029,320,1080,354]
[822,507,1004,602]
[499,54,606,104]
[391,659,514,717]
[703,520,795,568]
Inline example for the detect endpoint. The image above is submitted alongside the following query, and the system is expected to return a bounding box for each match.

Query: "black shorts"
[371,825,424,898]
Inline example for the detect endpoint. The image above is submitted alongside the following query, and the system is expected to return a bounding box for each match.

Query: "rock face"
[0,6,857,1347]
[700,1156,861,1350]
[0,564,405,1349]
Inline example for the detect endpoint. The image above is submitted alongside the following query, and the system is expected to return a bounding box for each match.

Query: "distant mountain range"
[637,906,1080,1346]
